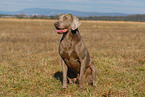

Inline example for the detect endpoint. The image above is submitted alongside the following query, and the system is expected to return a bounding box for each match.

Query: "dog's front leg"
[79,57,87,89]
[61,59,68,89]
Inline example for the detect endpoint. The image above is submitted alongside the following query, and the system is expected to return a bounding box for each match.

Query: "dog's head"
[54,14,81,34]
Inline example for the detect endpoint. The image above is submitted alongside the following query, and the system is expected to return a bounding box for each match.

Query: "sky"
[0,0,145,14]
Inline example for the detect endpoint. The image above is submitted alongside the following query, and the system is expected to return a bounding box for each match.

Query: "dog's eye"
[63,16,68,21]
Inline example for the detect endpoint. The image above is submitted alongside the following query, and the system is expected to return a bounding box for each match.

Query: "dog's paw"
[93,81,97,88]
[63,85,67,89]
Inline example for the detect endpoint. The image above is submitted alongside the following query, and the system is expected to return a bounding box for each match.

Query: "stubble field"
[0,19,145,96]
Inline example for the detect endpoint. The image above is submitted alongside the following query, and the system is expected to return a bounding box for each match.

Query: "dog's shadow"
[53,71,79,85]
[53,71,63,84]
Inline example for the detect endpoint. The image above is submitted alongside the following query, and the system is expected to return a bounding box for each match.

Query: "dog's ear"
[71,15,81,30]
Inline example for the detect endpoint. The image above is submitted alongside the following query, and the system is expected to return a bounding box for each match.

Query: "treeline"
[0,14,59,19]
[1,14,145,22]
[78,14,145,22]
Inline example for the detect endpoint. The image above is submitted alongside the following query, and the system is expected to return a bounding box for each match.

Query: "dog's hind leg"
[90,61,97,87]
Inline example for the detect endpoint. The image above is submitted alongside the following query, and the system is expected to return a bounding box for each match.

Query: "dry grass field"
[0,18,145,96]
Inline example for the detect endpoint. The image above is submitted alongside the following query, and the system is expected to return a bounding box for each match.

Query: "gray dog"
[54,14,97,89]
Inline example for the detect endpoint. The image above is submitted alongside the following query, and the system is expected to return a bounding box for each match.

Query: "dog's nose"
[54,22,58,27]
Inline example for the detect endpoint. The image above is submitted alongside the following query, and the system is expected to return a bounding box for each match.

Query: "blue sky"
[0,0,145,14]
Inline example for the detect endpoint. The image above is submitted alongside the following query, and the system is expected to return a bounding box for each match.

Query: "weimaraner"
[54,14,97,89]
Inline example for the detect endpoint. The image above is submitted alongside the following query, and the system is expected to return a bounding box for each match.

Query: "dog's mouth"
[56,28,68,34]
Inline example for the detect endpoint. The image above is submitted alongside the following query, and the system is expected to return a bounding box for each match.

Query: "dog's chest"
[59,42,81,72]
[59,42,77,59]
